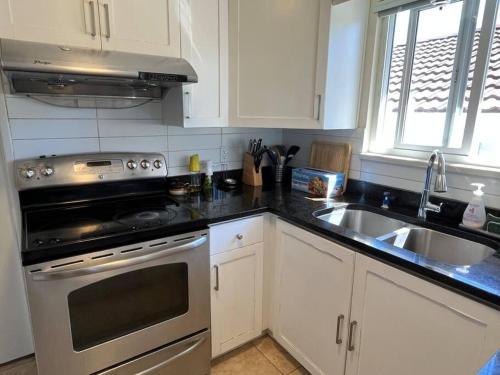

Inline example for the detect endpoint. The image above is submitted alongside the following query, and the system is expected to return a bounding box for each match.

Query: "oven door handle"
[31,236,207,281]
[136,335,206,375]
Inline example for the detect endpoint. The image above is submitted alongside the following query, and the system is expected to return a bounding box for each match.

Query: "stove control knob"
[21,167,36,179]
[41,166,54,177]
[140,160,150,169]
[153,160,163,169]
[127,160,138,170]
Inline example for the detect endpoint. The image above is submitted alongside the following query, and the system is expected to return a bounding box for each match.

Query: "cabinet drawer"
[210,216,263,255]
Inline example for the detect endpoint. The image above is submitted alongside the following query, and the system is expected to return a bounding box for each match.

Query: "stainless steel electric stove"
[16,152,211,375]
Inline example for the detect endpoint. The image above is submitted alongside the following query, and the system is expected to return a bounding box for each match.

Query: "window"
[372,0,500,166]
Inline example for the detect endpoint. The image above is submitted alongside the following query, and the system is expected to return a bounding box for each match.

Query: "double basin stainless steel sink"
[314,207,496,266]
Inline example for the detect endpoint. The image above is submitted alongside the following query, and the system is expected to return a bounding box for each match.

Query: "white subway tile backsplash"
[100,136,168,152]
[167,126,221,136]
[98,120,167,137]
[97,101,162,120]
[6,97,97,119]
[3,97,283,177]
[168,134,221,151]
[10,119,98,139]
[222,131,282,150]
[168,149,221,168]
[13,138,99,159]
[167,167,190,176]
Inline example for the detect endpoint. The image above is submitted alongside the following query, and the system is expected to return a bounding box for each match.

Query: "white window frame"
[368,0,500,167]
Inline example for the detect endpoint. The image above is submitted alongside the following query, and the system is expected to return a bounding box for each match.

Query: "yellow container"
[189,154,200,172]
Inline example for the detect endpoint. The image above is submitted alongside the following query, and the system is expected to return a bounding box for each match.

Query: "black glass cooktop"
[24,194,201,252]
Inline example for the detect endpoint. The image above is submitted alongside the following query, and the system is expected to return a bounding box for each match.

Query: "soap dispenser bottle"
[462,183,487,229]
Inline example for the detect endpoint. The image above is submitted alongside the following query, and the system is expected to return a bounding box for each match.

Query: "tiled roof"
[388,28,500,113]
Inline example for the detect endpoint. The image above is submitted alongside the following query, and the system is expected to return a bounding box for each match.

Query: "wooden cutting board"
[309,142,352,191]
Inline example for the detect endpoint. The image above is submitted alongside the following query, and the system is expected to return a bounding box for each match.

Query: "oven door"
[24,230,210,375]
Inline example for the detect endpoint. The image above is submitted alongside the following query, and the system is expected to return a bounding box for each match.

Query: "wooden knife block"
[242,152,262,186]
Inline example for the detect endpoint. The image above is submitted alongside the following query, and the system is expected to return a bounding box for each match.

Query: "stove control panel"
[15,153,167,191]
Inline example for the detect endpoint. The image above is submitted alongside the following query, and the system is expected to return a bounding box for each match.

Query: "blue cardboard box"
[291,168,345,197]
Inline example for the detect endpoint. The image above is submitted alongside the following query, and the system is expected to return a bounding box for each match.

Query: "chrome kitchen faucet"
[418,150,448,220]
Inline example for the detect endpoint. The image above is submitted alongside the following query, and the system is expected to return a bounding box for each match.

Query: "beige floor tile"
[290,367,310,375]
[0,356,37,375]
[211,345,281,375]
[254,336,301,374]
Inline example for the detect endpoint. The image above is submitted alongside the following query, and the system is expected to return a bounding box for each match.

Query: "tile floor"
[0,335,307,375]
[0,356,37,375]
[211,335,310,375]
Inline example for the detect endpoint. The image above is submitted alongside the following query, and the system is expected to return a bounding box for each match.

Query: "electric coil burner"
[17,153,211,375]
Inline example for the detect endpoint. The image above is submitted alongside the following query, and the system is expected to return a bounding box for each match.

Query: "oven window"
[68,264,189,351]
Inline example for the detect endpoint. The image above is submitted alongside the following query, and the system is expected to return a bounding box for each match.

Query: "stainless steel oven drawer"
[96,330,211,375]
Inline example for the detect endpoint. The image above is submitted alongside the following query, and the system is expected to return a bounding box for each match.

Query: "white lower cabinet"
[345,253,500,375]
[273,219,500,375]
[210,242,263,358]
[273,219,355,375]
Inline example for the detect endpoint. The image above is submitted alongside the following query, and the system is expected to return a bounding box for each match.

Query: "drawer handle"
[348,320,357,351]
[214,265,219,291]
[336,314,344,344]
[236,234,243,240]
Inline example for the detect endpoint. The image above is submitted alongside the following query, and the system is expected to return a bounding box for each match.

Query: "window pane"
[448,0,486,149]
[402,3,463,147]
[474,7,500,162]
[378,11,410,149]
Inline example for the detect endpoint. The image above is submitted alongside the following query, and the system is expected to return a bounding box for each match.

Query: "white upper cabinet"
[180,0,228,127]
[345,254,500,375]
[0,0,181,57]
[0,0,102,49]
[98,0,181,56]
[228,0,368,129]
[273,219,355,375]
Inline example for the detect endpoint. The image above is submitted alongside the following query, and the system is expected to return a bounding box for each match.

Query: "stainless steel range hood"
[0,39,197,100]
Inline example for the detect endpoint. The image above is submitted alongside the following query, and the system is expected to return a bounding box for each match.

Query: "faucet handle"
[425,201,443,213]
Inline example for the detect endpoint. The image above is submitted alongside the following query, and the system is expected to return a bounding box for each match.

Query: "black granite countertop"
[479,351,500,375]
[174,181,500,312]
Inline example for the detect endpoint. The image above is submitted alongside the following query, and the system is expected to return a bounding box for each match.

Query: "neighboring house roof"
[388,27,500,113]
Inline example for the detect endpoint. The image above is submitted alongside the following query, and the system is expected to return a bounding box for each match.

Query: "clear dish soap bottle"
[462,183,487,229]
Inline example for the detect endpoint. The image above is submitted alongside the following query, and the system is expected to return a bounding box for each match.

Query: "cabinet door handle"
[103,3,111,38]
[88,1,97,37]
[335,314,344,344]
[213,265,219,291]
[348,320,357,351]
[184,91,192,119]
[314,94,322,121]
[236,233,243,240]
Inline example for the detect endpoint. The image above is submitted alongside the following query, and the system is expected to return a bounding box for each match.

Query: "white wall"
[283,128,500,210]
[4,96,283,174]
[0,87,33,363]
